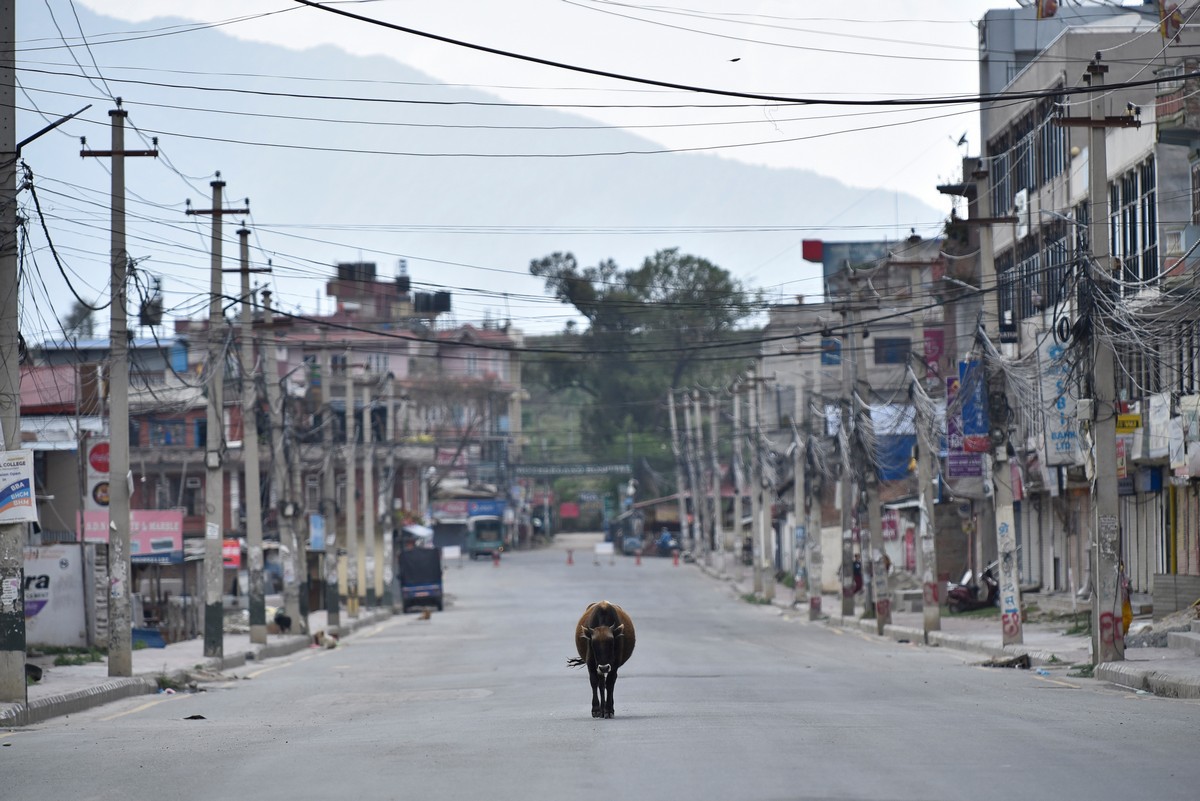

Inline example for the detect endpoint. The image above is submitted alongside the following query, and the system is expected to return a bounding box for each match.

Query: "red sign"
[79,509,184,563]
[88,441,110,474]
[223,539,241,568]
[559,502,580,519]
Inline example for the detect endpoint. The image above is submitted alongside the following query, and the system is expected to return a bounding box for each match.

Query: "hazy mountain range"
[18,4,947,336]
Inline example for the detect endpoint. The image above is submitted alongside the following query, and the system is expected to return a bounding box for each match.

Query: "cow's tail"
[566,656,586,668]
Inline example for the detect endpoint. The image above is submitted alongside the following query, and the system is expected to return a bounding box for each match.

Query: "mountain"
[16,5,946,336]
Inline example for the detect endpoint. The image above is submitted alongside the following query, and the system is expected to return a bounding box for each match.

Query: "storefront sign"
[79,509,184,564]
[84,437,110,512]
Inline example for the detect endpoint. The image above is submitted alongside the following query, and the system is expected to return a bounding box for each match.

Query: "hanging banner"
[923,329,944,379]
[1038,337,1081,466]
[1148,393,1171,460]
[959,359,991,453]
[947,375,983,478]
[0,450,39,524]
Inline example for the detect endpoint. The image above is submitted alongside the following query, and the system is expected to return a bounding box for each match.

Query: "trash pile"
[1125,600,1199,648]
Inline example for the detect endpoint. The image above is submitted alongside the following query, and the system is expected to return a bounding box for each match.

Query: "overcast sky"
[22,1,1030,339]
[86,0,998,209]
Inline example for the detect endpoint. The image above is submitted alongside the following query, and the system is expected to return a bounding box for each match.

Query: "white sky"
[82,0,1001,211]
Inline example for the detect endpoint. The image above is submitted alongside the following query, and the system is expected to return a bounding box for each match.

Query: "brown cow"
[567,600,635,719]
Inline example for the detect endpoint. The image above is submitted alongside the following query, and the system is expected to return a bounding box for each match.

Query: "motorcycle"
[947,564,999,613]
[655,530,681,557]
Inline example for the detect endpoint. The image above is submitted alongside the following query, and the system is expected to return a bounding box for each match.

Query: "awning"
[402,524,434,539]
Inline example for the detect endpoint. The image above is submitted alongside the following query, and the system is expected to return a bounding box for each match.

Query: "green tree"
[528,248,760,462]
[60,300,96,339]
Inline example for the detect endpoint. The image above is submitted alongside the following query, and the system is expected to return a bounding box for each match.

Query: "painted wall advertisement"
[79,509,184,564]
[23,545,87,648]
[0,450,39,524]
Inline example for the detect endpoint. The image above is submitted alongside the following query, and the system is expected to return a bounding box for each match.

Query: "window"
[466,352,479,377]
[995,249,1016,340]
[149,419,186,446]
[1110,158,1159,292]
[873,337,911,365]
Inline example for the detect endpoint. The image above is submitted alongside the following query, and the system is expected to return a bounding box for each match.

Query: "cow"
[567,600,635,719]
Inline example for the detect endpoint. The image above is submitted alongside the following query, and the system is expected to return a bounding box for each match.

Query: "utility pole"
[973,162,1023,647]
[261,290,303,634]
[792,381,807,607]
[77,105,157,676]
[383,373,396,606]
[362,380,376,606]
[0,0,18,702]
[236,228,269,645]
[861,388,891,632]
[838,281,859,617]
[187,177,247,658]
[320,340,340,629]
[707,392,722,572]
[1080,56,1125,664]
[691,390,709,562]
[682,392,703,554]
[731,382,745,582]
[909,265,941,637]
[344,355,359,618]
[802,380,823,620]
[667,390,689,558]
[747,368,765,596]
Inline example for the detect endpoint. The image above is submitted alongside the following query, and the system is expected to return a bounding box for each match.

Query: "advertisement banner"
[923,329,944,379]
[946,376,983,478]
[1038,337,1081,466]
[223,539,241,568]
[309,514,326,551]
[0,450,38,524]
[80,509,184,564]
[959,359,991,453]
[23,545,87,648]
[84,437,110,512]
[1148,392,1171,460]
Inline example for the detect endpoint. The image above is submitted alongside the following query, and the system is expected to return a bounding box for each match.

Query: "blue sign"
[466,499,506,517]
[959,359,990,453]
[309,514,326,551]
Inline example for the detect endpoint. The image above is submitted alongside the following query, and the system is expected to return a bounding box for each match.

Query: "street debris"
[1125,601,1199,648]
[183,714,206,720]
[981,654,1031,669]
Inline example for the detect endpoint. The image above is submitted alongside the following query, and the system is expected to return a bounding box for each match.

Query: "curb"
[1,608,395,728]
[1094,661,1200,699]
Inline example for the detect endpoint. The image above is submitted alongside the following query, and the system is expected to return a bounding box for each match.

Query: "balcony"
[1156,61,1200,147]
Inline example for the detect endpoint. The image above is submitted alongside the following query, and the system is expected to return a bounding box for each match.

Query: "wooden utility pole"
[320,341,340,629]
[362,380,376,606]
[236,228,269,645]
[187,177,247,658]
[667,390,688,552]
[260,290,303,633]
[77,106,157,676]
[344,356,359,618]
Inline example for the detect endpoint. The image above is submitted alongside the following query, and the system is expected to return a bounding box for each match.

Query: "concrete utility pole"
[909,265,941,637]
[973,163,1024,647]
[320,341,340,629]
[236,228,268,645]
[707,393,722,572]
[0,2,21,701]
[861,388,891,632]
[682,392,703,554]
[747,369,765,596]
[344,355,359,618]
[839,282,859,617]
[802,380,823,620]
[260,290,303,634]
[731,382,745,582]
[382,374,396,606]
[792,381,807,607]
[187,177,247,658]
[362,380,376,606]
[667,390,688,552]
[690,390,709,561]
[1082,56,1125,664]
[78,105,157,676]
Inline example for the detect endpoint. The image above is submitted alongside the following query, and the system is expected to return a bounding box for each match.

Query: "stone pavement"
[1,606,394,727]
[701,559,1200,701]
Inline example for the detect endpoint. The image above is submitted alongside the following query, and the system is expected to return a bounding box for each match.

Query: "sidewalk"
[1,606,394,728]
[700,559,1200,700]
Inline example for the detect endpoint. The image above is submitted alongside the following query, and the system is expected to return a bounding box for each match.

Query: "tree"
[528,248,760,461]
[60,300,96,339]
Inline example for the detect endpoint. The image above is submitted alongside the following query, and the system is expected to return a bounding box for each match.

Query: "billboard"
[80,509,184,564]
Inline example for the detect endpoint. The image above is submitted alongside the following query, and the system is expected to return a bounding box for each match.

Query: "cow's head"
[581,623,625,675]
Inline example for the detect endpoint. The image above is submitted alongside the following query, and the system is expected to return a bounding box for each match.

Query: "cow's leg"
[588,666,602,718]
[603,671,617,719]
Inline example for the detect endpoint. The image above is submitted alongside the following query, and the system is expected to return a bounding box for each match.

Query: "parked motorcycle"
[947,564,999,613]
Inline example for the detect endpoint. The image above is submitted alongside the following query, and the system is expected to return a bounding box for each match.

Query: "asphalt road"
[3,535,1197,801]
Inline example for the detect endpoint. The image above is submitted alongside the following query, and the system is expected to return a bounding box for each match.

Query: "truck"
[466,514,504,560]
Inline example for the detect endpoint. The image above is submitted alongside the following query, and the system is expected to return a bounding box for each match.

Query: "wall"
[24,544,88,648]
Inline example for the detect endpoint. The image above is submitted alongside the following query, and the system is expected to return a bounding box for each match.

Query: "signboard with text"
[79,509,184,564]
